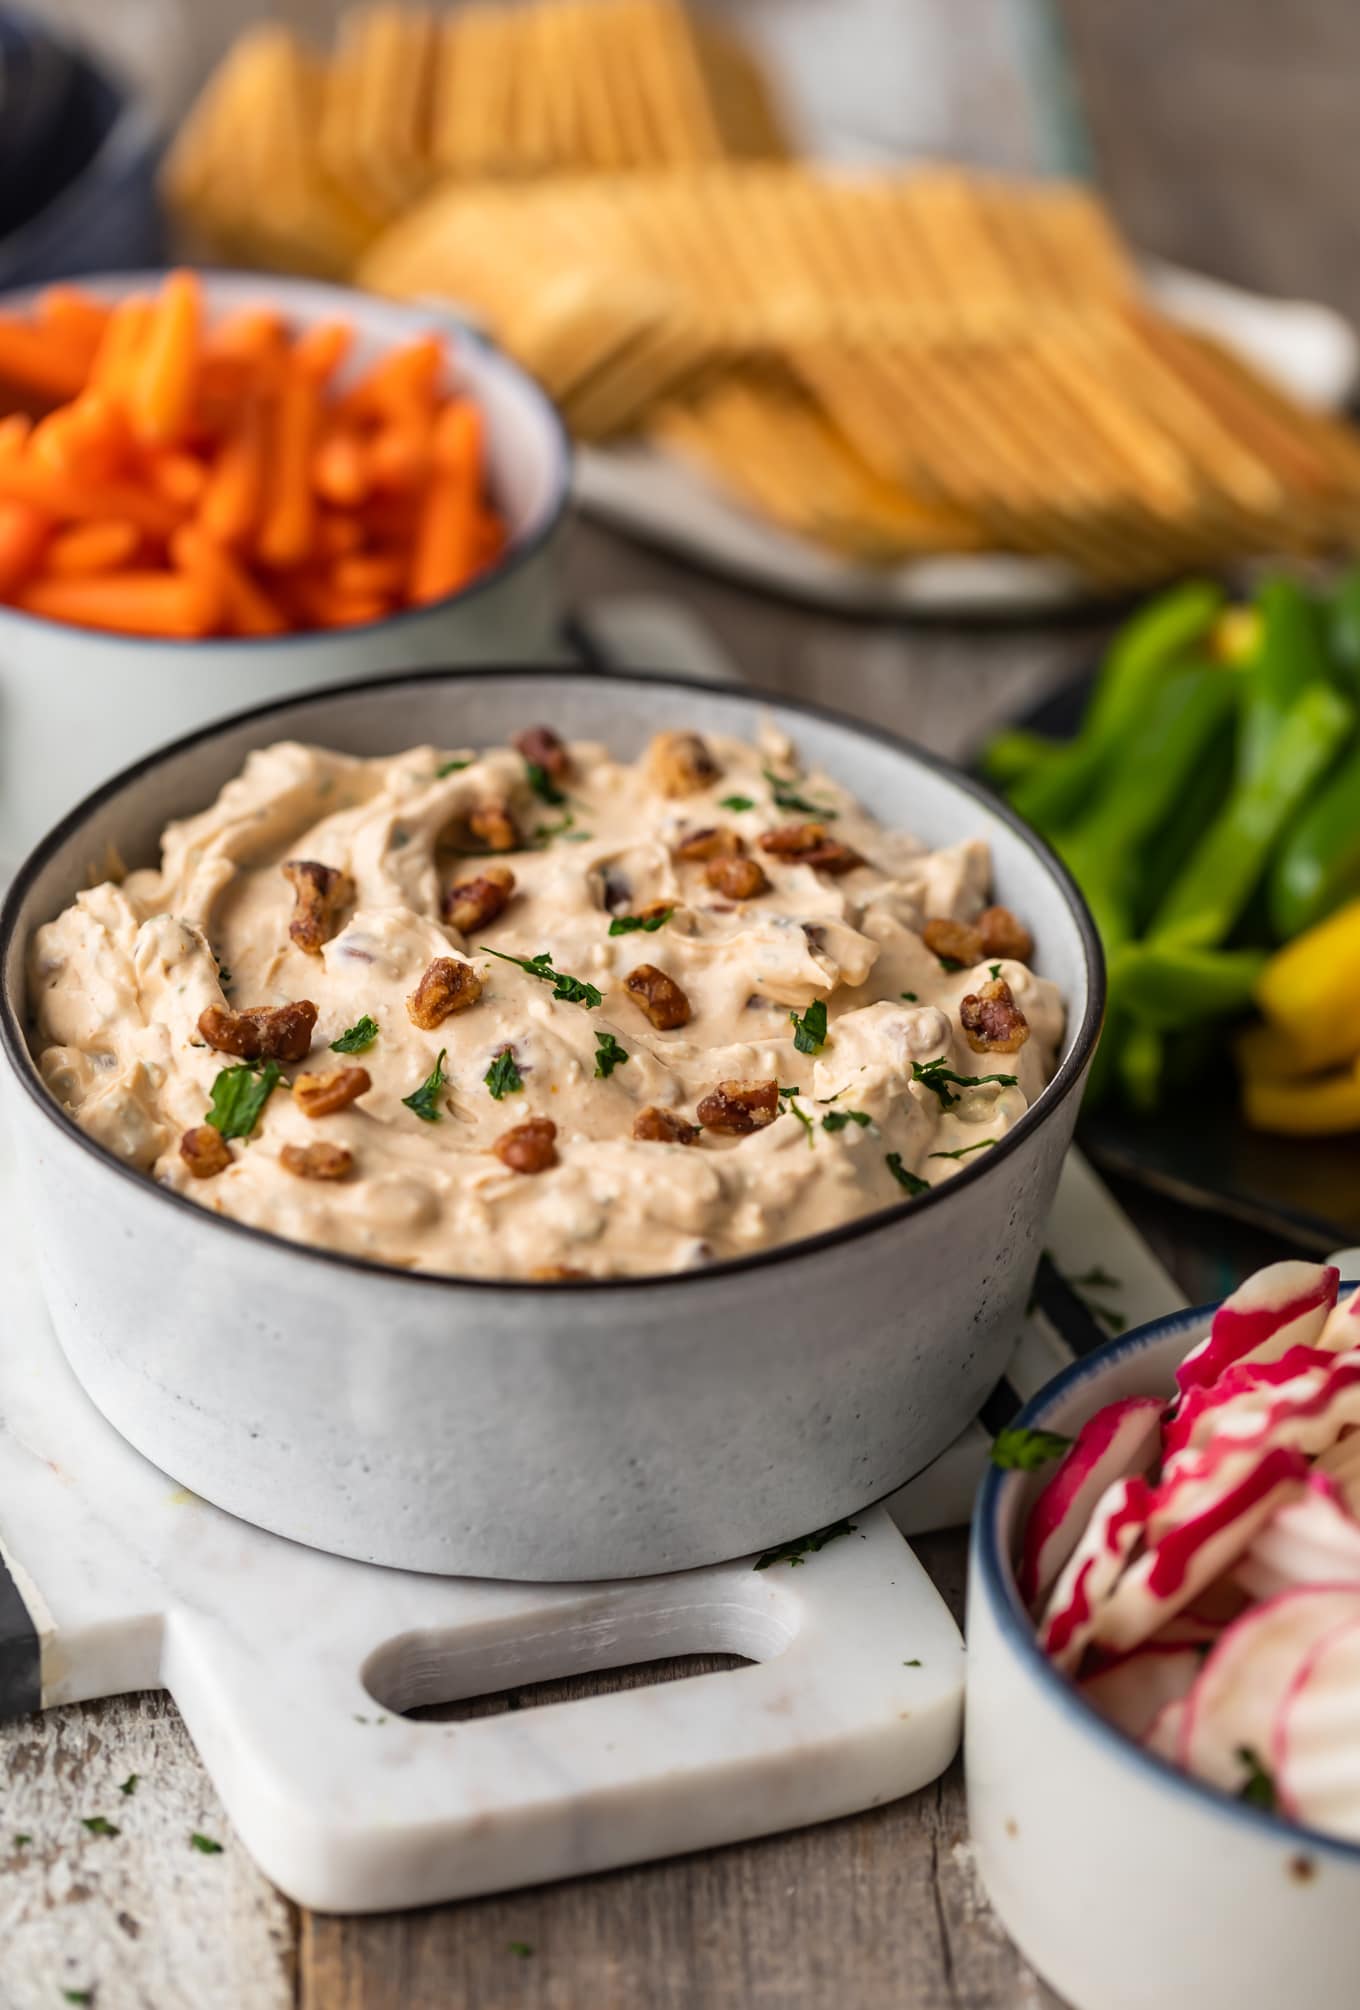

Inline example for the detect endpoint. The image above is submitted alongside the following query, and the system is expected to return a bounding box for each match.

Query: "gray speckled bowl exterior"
[0,670,1103,1579]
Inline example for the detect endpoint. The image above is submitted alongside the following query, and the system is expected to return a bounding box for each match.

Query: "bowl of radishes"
[967,1259,1360,2010]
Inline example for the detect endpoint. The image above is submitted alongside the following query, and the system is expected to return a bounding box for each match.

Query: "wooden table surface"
[7,3,1359,2005]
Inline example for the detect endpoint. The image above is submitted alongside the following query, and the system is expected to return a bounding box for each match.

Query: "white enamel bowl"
[968,1297,1360,2010]
[0,271,570,867]
[1,667,1103,1580]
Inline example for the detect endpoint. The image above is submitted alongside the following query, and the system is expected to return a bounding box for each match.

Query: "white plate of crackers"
[165,0,1360,616]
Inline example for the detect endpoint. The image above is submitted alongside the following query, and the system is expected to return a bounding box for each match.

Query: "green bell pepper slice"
[1268,739,1360,938]
[1237,577,1332,786]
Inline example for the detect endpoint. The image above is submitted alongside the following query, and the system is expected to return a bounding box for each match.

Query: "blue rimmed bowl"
[968,1293,1360,2010]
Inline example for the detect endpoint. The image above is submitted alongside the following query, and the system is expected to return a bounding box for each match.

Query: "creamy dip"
[29,721,1064,1280]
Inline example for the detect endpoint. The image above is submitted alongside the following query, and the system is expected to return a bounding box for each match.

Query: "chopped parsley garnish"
[779,1088,815,1147]
[205,1059,282,1140]
[885,1153,929,1197]
[755,1518,858,1570]
[62,1993,93,2006]
[533,809,576,843]
[484,1048,523,1100]
[331,1014,379,1054]
[608,907,673,937]
[789,998,828,1054]
[903,1659,922,1669]
[481,946,602,1008]
[13,1833,31,1848]
[1236,1746,1277,1811]
[900,991,918,1002]
[912,1057,1018,1109]
[402,1048,448,1122]
[989,962,1003,980]
[821,1108,871,1133]
[719,794,756,812]
[762,767,837,818]
[594,1030,630,1078]
[929,1137,997,1161]
[436,758,473,776]
[118,1774,139,1797]
[508,1941,534,1959]
[525,760,566,806]
[81,1816,119,1838]
[189,1832,224,1855]
[937,955,965,974]
[990,1425,1073,1471]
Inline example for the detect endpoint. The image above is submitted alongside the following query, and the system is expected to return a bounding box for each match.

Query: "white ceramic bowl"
[968,1294,1360,2010]
[0,270,570,866]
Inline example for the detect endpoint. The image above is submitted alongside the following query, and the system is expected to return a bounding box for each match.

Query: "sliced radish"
[1317,1284,1360,1354]
[1163,1347,1338,1463]
[1145,1695,1188,1762]
[1235,1480,1360,1601]
[1175,1263,1339,1401]
[1178,1585,1360,1792]
[1274,1614,1360,1837]
[1319,1429,1360,1513]
[1090,1445,1310,1658]
[1165,1351,1360,1481]
[1018,1394,1166,1611]
[1039,1475,1152,1673]
[1079,1642,1203,1742]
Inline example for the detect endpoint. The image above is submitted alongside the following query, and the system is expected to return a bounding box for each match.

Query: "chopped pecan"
[648,730,720,798]
[923,916,984,967]
[406,957,482,1029]
[282,859,354,954]
[757,822,863,874]
[281,1140,354,1181]
[695,1079,780,1134]
[442,863,515,933]
[960,977,1031,1054]
[674,825,743,862]
[198,1000,317,1062]
[531,1263,586,1280]
[634,899,677,925]
[705,855,770,900]
[494,1116,558,1174]
[179,1124,231,1178]
[467,798,519,852]
[977,904,1034,964]
[513,724,571,780]
[293,1065,371,1118]
[633,1106,700,1145]
[624,962,692,1030]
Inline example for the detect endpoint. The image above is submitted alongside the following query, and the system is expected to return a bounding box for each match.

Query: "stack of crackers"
[166,2,1360,581]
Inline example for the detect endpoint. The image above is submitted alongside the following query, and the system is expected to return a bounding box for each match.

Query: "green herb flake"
[989,962,1003,980]
[762,767,837,819]
[1236,1746,1277,1811]
[533,810,576,844]
[990,1425,1074,1471]
[331,1014,379,1054]
[903,1659,922,1669]
[821,1109,872,1133]
[900,991,919,1002]
[402,1048,448,1122]
[436,758,473,777]
[189,1832,224,1855]
[484,1048,524,1100]
[482,945,602,1008]
[508,1941,534,1959]
[13,1833,31,1848]
[594,1030,630,1079]
[937,955,965,974]
[719,794,756,812]
[205,1059,282,1140]
[608,907,673,937]
[885,1153,930,1197]
[525,760,566,807]
[778,1088,815,1148]
[912,1057,1018,1110]
[117,1775,139,1798]
[81,1817,119,1838]
[789,998,828,1054]
[62,1992,94,2006]
[929,1137,998,1161]
[755,1518,858,1570]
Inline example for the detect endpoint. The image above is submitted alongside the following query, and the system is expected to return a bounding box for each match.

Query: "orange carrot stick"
[205,307,286,364]
[315,511,365,558]
[88,298,153,404]
[330,552,405,599]
[338,334,443,422]
[0,317,90,402]
[0,500,52,596]
[43,519,141,577]
[129,271,202,447]
[0,413,31,461]
[365,421,430,494]
[0,457,180,538]
[30,392,132,482]
[256,358,318,568]
[409,400,483,606]
[36,287,111,366]
[16,571,221,638]
[147,449,209,508]
[198,399,267,547]
[294,321,354,385]
[312,427,369,506]
[171,526,287,638]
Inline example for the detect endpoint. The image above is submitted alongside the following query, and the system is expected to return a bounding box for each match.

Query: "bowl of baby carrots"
[0,267,570,861]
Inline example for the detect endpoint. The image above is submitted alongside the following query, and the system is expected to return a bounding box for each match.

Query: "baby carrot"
[0,457,180,538]
[16,570,222,638]
[312,426,369,506]
[129,271,202,447]
[205,306,285,364]
[198,399,267,546]
[43,519,141,577]
[330,552,405,599]
[0,316,89,402]
[409,400,482,606]
[171,526,286,637]
[316,510,365,557]
[339,333,442,421]
[35,287,111,367]
[365,421,430,493]
[256,357,318,568]
[88,298,153,404]
[0,413,31,461]
[294,320,354,385]
[0,500,51,595]
[147,449,209,508]
[30,392,131,482]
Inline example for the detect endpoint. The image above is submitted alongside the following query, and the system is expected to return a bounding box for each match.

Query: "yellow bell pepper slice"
[1244,1057,1360,1136]
[1236,1019,1358,1082]
[1255,896,1360,1071]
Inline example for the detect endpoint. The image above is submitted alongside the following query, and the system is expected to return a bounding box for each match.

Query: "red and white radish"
[1080,1641,1203,1742]
[1039,1475,1152,1673]
[1174,1262,1339,1402]
[1018,1394,1165,1610]
[1145,1695,1189,1762]
[1319,1429,1360,1513]
[1162,1347,1338,1465]
[1235,1478,1360,1601]
[1273,1613,1360,1837]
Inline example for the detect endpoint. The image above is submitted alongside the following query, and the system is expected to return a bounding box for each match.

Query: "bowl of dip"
[0,667,1103,1579]
[0,270,570,868]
